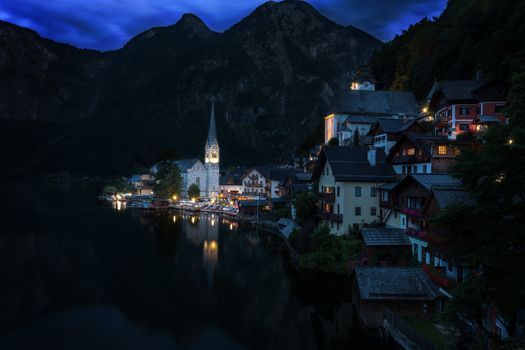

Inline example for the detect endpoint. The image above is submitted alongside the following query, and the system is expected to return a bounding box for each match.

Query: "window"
[196,177,200,185]
[459,123,469,131]
[211,152,217,158]
[337,204,340,214]
[355,186,362,197]
[370,207,377,216]
[406,148,415,156]
[381,191,389,202]
[370,187,377,197]
[337,186,340,197]
[355,207,361,216]
[423,164,428,173]
[438,145,447,155]
[460,107,469,115]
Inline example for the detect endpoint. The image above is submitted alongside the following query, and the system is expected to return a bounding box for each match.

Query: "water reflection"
[0,182,377,350]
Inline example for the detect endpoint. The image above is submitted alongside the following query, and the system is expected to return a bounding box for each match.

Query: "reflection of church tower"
[204,102,220,197]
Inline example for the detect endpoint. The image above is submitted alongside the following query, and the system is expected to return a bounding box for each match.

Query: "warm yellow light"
[229,200,234,206]
[172,195,177,200]
[211,219,215,226]
[191,197,196,203]
[422,107,428,113]
[172,215,177,223]
[191,216,195,224]
[508,139,514,145]
[229,223,233,231]
[209,240,217,251]
[324,113,335,120]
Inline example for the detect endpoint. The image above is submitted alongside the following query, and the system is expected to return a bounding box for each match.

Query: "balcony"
[422,264,455,290]
[317,210,343,222]
[316,192,335,203]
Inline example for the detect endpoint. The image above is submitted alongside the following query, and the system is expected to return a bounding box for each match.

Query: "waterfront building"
[367,119,425,155]
[312,146,397,234]
[240,168,267,196]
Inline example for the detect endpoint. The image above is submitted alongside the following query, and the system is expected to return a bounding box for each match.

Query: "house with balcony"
[378,174,475,290]
[219,167,246,196]
[312,146,397,234]
[240,168,267,196]
[386,133,465,175]
[427,78,508,139]
[367,118,426,155]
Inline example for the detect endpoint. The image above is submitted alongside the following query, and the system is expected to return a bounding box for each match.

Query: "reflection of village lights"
[495,174,505,183]
[229,223,233,231]
[209,240,218,251]
[211,219,215,226]
[191,216,196,224]
[229,200,234,206]
[172,215,177,223]
[191,197,196,203]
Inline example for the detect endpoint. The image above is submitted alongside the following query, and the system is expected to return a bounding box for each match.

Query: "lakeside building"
[367,119,425,155]
[312,146,397,234]
[426,77,508,139]
[324,67,420,146]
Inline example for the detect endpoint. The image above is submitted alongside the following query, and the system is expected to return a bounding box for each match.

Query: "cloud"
[0,0,447,50]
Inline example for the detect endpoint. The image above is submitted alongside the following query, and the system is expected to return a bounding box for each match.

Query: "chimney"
[367,147,377,167]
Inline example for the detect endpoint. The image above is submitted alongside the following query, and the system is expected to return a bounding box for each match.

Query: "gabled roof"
[312,146,396,183]
[174,158,200,172]
[409,174,463,191]
[354,267,439,301]
[353,65,377,84]
[386,133,450,161]
[432,188,475,209]
[361,228,410,246]
[426,80,482,101]
[267,168,301,183]
[369,118,424,136]
[331,90,419,116]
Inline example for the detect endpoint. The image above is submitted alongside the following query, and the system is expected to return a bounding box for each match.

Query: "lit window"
[406,148,415,156]
[438,145,447,155]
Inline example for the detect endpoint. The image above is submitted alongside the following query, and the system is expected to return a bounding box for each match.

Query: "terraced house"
[313,146,397,234]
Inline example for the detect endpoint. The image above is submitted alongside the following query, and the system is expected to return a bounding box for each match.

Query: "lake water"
[0,181,380,350]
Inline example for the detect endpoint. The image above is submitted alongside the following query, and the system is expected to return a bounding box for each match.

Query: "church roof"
[173,158,200,172]
[331,90,419,117]
[206,102,218,146]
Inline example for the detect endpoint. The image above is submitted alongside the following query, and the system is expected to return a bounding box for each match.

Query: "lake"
[0,181,380,350]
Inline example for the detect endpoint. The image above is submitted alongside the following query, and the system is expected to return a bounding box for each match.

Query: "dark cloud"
[0,0,447,50]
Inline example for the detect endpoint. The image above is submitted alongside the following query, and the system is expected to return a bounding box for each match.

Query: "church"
[151,103,220,198]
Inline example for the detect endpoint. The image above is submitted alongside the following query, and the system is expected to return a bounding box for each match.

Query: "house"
[312,146,397,234]
[379,174,475,287]
[240,168,267,196]
[367,118,426,154]
[324,68,419,146]
[238,199,268,218]
[281,172,313,200]
[427,78,508,139]
[386,133,464,175]
[129,174,156,195]
[265,168,302,199]
[352,267,440,329]
[219,168,246,196]
[360,227,412,266]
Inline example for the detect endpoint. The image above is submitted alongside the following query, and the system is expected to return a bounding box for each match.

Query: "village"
[97,64,522,349]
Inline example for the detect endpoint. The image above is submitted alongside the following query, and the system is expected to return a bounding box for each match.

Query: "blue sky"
[0,0,447,51]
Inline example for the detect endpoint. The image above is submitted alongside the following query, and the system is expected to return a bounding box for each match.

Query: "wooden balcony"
[316,192,335,203]
[317,210,343,222]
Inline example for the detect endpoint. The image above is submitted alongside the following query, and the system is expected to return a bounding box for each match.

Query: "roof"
[432,189,475,209]
[331,90,419,116]
[371,118,423,135]
[354,267,439,301]
[130,174,142,182]
[377,182,399,191]
[353,65,377,84]
[267,168,301,183]
[173,159,200,172]
[295,173,312,182]
[313,146,396,183]
[361,228,410,246]
[426,80,482,101]
[206,102,218,146]
[409,174,463,191]
[387,133,450,161]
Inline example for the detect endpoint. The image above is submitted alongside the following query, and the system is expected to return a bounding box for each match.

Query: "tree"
[188,183,200,199]
[432,70,525,341]
[353,128,360,146]
[294,191,317,224]
[328,137,339,146]
[153,162,182,199]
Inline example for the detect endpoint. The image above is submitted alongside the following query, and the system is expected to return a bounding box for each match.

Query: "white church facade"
[150,103,220,198]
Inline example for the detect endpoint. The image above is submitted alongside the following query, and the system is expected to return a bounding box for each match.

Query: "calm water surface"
[0,181,378,350]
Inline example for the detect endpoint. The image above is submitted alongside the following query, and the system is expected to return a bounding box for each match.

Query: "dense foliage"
[188,183,200,199]
[294,191,318,225]
[371,0,525,99]
[153,162,182,199]
[432,71,525,343]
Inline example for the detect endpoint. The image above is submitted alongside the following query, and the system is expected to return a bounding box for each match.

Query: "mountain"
[370,0,525,100]
[0,0,381,175]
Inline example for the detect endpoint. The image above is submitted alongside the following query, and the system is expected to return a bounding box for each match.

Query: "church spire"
[206,102,218,146]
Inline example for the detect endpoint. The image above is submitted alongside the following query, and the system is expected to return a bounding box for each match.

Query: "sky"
[0,0,447,51]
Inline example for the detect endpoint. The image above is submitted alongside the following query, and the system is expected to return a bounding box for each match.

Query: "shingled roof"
[313,146,397,183]
[354,267,439,301]
[386,133,450,161]
[331,90,419,116]
[426,80,482,101]
[370,118,423,135]
[361,228,410,246]
[409,174,463,191]
[173,159,200,172]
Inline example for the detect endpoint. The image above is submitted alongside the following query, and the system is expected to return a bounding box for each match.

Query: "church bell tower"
[205,102,220,197]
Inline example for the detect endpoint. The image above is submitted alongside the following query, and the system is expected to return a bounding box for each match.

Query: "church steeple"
[206,102,218,147]
[205,102,219,165]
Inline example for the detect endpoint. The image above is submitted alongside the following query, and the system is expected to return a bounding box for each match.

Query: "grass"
[403,316,449,349]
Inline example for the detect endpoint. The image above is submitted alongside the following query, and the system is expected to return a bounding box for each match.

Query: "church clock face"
[363,81,369,88]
